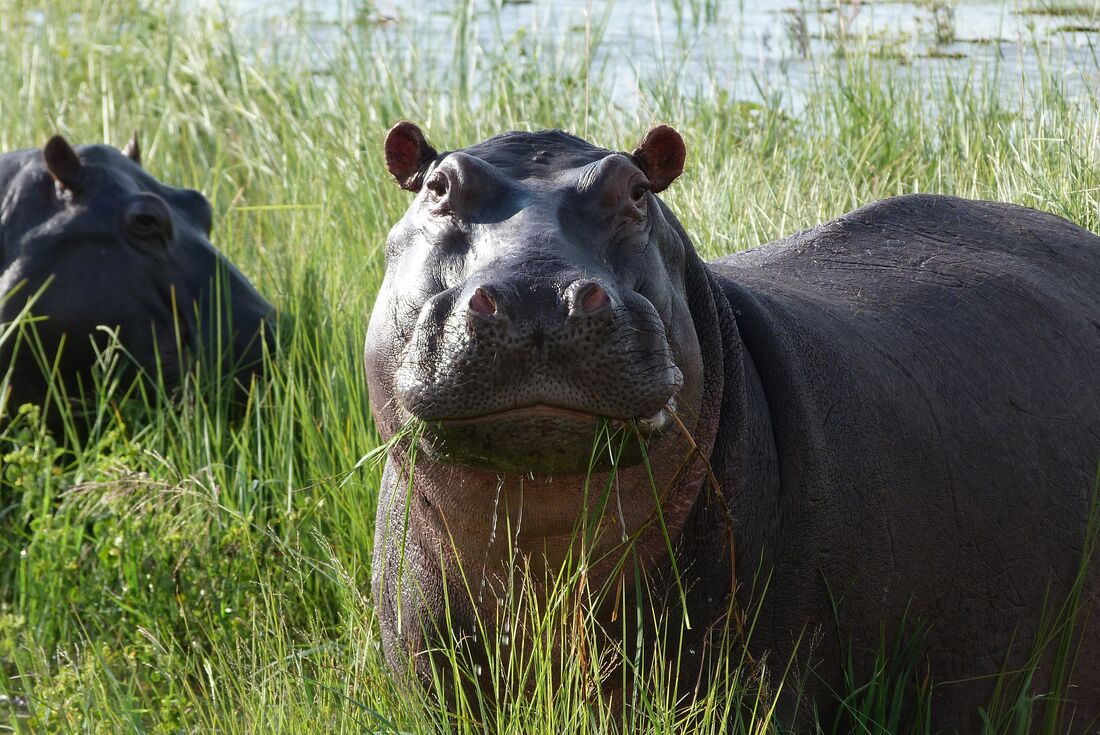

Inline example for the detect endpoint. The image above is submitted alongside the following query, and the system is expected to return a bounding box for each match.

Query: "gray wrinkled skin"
[366,125,1100,731]
[0,137,273,418]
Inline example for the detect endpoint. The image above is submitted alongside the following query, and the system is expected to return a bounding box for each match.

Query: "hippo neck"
[678,265,783,614]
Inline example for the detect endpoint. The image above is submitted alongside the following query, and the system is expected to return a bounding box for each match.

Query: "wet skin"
[366,123,1100,730]
[0,135,273,421]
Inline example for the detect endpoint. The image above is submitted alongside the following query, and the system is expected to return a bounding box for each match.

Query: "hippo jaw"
[366,124,701,477]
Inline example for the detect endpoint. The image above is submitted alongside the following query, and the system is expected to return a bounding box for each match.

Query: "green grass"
[1018,1,1100,18]
[1,0,1099,732]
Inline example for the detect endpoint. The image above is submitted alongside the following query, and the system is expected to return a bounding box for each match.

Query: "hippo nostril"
[574,282,612,315]
[469,287,497,318]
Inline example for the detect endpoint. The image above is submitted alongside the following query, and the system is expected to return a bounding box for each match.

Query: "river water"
[213,0,1099,111]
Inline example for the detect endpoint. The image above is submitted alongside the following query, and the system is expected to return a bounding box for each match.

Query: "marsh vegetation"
[1,0,1099,731]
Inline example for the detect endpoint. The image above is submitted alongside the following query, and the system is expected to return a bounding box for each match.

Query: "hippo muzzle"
[393,260,683,472]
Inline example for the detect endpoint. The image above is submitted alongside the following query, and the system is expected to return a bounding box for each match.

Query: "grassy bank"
[1,0,1098,732]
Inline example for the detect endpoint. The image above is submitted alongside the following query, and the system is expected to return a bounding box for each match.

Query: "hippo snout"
[399,272,677,411]
[392,271,682,473]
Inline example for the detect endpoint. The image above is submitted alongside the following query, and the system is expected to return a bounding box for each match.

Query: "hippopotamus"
[365,122,1100,730]
[0,135,273,422]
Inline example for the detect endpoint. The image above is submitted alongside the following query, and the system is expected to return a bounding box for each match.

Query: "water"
[477,477,504,604]
[214,0,1100,111]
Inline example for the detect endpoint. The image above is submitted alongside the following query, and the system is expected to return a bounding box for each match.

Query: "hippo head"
[0,135,273,417]
[365,124,703,475]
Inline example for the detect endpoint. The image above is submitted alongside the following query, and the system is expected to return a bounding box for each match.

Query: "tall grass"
[1,0,1098,731]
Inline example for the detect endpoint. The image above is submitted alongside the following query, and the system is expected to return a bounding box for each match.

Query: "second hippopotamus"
[0,135,273,422]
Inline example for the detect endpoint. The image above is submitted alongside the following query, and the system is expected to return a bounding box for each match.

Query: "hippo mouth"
[418,401,675,475]
[439,403,670,428]
[439,403,601,426]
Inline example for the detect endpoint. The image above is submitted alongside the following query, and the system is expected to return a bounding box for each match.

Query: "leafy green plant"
[0,0,1098,731]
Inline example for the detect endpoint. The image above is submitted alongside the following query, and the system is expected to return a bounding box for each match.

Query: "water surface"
[211,0,1100,111]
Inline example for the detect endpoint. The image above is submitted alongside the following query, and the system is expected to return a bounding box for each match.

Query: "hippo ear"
[630,125,686,193]
[384,121,438,192]
[122,131,141,165]
[43,135,83,191]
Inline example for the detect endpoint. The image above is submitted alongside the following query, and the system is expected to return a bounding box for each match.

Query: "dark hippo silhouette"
[0,135,273,422]
[366,122,1100,730]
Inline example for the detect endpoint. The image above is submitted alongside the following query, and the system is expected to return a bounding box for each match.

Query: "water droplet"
[487,478,503,547]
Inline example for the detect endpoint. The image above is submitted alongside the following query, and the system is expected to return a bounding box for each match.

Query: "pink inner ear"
[385,133,421,182]
[384,122,438,191]
[635,125,686,193]
[633,124,682,192]
[652,132,684,170]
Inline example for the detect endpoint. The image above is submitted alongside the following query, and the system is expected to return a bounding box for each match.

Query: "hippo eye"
[425,172,449,200]
[631,183,650,204]
[132,213,160,234]
[125,195,174,246]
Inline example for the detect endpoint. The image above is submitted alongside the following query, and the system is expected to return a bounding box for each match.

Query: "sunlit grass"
[1,0,1099,732]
